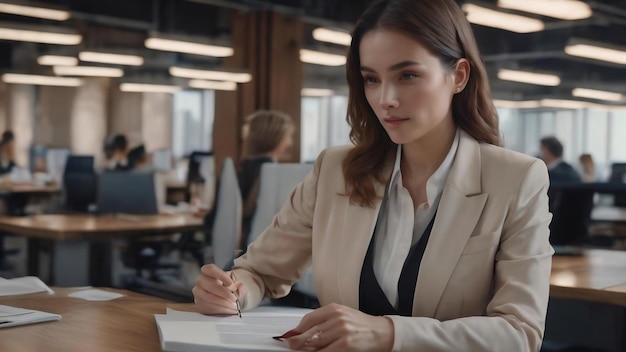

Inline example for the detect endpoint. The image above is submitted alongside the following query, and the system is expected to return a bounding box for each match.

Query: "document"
[0,305,61,328]
[0,276,54,297]
[68,288,125,301]
[155,306,312,352]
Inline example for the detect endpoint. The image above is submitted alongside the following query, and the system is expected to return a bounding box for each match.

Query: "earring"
[456,87,462,93]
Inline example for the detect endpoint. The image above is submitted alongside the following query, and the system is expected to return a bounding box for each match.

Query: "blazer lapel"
[413,130,488,317]
[337,154,394,309]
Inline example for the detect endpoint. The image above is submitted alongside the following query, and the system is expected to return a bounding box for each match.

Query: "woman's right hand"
[193,264,245,315]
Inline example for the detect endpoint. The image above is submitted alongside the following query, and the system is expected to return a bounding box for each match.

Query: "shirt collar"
[387,128,460,206]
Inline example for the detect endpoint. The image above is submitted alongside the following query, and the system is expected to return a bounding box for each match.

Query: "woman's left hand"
[287,303,394,352]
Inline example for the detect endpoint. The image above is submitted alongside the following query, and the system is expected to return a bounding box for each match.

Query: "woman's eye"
[400,73,417,80]
[363,76,379,84]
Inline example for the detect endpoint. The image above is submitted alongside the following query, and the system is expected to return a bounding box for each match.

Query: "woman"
[579,153,596,183]
[194,0,553,351]
[237,110,294,249]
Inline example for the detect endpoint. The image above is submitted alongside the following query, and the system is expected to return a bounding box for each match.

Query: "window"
[300,95,351,162]
[172,90,215,160]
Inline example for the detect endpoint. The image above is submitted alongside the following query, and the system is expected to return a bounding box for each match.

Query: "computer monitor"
[96,172,158,215]
[152,149,172,172]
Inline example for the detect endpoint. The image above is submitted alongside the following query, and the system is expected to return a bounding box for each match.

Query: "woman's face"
[359,29,459,145]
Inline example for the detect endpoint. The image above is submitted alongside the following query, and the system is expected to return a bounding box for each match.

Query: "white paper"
[155,307,312,352]
[0,276,54,296]
[68,288,125,301]
[0,305,61,328]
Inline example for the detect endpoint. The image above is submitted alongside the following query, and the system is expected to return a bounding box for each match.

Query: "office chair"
[608,163,626,207]
[209,157,242,269]
[63,155,96,213]
[548,184,595,246]
[247,163,318,307]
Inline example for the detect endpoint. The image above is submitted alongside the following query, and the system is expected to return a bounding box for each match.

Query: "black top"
[359,213,437,316]
[548,161,581,184]
[238,156,274,247]
[0,160,15,175]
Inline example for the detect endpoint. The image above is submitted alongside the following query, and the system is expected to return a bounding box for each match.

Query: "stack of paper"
[0,276,54,297]
[155,306,312,352]
[0,305,61,328]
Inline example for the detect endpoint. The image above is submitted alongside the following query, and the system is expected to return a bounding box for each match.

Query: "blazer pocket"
[462,231,500,255]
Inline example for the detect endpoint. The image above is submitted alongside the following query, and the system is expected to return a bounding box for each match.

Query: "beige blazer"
[233,130,553,352]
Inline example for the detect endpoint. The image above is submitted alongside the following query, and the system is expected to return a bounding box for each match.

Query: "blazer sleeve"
[231,150,324,309]
[388,158,554,352]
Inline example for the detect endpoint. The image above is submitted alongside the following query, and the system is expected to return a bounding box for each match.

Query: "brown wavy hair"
[343,0,501,207]
[242,110,292,158]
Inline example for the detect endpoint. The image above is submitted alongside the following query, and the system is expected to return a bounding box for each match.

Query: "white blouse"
[372,129,460,308]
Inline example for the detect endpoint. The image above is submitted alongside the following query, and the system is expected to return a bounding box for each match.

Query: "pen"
[230,271,242,319]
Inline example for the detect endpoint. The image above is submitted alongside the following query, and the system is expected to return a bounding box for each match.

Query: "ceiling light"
[462,4,544,33]
[145,37,233,57]
[498,0,592,20]
[0,25,81,45]
[572,88,624,102]
[169,66,251,83]
[79,51,143,66]
[302,88,334,97]
[312,28,352,46]
[2,73,82,87]
[54,66,124,77]
[189,80,237,91]
[493,99,541,108]
[0,2,70,21]
[497,68,560,86]
[300,49,346,66]
[120,83,181,93]
[540,99,593,109]
[37,55,77,66]
[565,41,626,65]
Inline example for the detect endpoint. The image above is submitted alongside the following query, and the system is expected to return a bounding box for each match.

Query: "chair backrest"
[64,155,94,174]
[96,172,158,215]
[548,186,595,245]
[247,163,313,246]
[63,155,96,212]
[211,158,242,269]
[609,163,626,207]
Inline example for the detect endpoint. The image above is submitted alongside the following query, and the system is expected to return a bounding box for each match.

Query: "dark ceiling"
[1,0,626,104]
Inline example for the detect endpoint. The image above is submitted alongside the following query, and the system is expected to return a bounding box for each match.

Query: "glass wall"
[300,95,351,162]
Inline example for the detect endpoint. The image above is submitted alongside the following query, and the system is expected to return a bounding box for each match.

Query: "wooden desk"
[550,249,626,306]
[0,214,203,240]
[0,214,204,286]
[0,183,61,195]
[0,287,193,351]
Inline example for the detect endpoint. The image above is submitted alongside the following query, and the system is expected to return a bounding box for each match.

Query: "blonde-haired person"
[194,0,552,350]
[238,110,294,248]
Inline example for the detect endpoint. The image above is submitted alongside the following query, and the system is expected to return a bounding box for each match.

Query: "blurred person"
[539,136,581,183]
[105,134,131,171]
[194,0,553,350]
[578,153,596,183]
[128,144,152,172]
[0,131,16,176]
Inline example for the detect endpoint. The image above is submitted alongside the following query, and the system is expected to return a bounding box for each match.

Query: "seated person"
[104,134,131,171]
[539,136,581,184]
[0,131,16,176]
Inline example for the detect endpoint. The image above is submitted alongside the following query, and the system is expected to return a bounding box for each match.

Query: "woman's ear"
[453,58,470,92]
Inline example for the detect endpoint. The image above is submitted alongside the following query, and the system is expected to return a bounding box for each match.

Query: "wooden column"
[213,11,303,173]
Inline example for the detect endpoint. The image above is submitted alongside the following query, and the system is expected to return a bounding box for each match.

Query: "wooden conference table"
[0,214,204,286]
[0,287,193,352]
